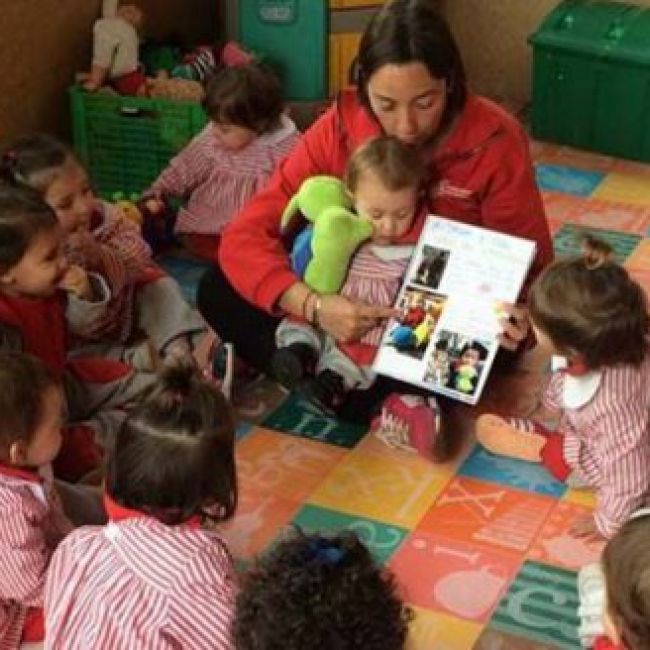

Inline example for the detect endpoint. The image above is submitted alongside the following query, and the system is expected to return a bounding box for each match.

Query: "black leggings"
[196,264,430,424]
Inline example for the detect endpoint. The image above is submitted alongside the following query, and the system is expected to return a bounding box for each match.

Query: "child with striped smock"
[44,362,238,649]
[476,237,650,541]
[0,352,104,650]
[272,136,441,458]
[1,134,206,370]
[146,62,300,260]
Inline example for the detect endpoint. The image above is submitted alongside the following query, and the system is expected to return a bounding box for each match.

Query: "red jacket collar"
[0,462,42,483]
[563,357,591,377]
[104,492,201,529]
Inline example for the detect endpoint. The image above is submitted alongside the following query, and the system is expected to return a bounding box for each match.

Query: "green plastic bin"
[530,0,650,162]
[239,1,327,101]
[70,87,207,199]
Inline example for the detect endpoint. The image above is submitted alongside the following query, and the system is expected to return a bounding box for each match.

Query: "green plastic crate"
[239,1,327,101]
[70,87,207,198]
[529,0,650,162]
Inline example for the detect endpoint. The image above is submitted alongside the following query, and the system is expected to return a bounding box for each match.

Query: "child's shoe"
[370,393,440,460]
[297,369,346,416]
[475,414,546,462]
[271,342,317,391]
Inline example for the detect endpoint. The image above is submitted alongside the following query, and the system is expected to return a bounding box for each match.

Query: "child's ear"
[9,440,28,466]
[0,268,15,287]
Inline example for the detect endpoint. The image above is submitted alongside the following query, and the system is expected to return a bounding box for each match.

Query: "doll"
[80,0,146,96]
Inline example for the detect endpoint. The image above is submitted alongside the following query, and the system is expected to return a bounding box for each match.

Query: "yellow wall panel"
[329,32,363,96]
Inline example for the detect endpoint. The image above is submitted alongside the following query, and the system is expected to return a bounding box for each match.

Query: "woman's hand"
[496,301,530,352]
[318,294,397,343]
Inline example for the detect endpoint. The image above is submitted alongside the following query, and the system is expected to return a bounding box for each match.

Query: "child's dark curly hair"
[234,530,411,650]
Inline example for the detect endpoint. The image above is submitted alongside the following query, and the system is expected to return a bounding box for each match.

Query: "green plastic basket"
[70,86,207,198]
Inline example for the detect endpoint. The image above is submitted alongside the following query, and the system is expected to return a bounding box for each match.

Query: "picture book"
[372,216,537,405]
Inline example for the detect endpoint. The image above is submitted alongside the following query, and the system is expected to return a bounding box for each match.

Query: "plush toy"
[171,45,218,81]
[80,0,146,96]
[281,176,373,295]
[146,72,205,102]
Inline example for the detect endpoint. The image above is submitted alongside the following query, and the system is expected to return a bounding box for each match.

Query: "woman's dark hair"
[345,135,425,193]
[0,351,58,459]
[0,184,58,273]
[356,0,467,124]
[603,512,650,650]
[106,361,237,526]
[234,530,411,650]
[529,235,650,369]
[0,133,74,193]
[203,62,285,134]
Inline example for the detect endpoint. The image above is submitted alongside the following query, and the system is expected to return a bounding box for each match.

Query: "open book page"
[372,216,537,405]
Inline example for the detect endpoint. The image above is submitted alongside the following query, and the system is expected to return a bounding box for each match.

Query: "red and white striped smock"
[65,200,158,343]
[147,115,300,236]
[340,243,413,347]
[0,464,72,650]
[544,353,650,538]
[44,495,236,649]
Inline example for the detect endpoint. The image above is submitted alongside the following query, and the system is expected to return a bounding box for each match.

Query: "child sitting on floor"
[1,134,206,371]
[476,236,650,541]
[44,362,238,649]
[234,530,410,650]
[0,185,154,481]
[145,62,300,260]
[578,509,650,649]
[0,352,104,650]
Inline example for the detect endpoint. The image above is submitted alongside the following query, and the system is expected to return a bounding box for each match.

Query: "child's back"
[45,506,234,649]
[45,362,238,649]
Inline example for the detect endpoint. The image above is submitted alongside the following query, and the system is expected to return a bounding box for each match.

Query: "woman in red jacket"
[198,0,552,448]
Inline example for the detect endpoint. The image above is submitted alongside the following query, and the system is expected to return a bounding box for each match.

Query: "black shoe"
[271,343,317,390]
[297,369,346,416]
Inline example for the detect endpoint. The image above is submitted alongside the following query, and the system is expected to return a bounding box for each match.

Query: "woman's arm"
[219,107,340,313]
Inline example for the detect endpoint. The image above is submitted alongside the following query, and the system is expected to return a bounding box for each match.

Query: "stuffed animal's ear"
[280,193,300,232]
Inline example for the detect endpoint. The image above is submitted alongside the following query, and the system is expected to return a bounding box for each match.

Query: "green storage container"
[239,1,327,101]
[530,0,650,162]
[70,87,207,199]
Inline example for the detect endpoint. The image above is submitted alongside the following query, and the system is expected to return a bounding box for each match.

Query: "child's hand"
[59,264,93,301]
[143,197,166,216]
[65,230,101,270]
[570,514,606,543]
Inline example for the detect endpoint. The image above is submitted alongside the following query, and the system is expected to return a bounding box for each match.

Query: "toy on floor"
[80,0,146,96]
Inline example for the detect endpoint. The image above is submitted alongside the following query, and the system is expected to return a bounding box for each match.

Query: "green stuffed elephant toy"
[281,175,373,294]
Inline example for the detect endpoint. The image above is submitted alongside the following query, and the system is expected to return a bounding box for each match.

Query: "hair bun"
[580,235,613,269]
[159,358,199,403]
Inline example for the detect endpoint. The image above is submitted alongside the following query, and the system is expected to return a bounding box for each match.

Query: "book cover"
[372,216,537,405]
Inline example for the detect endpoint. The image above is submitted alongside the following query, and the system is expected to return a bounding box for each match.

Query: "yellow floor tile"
[406,608,482,650]
[309,451,450,528]
[591,173,650,205]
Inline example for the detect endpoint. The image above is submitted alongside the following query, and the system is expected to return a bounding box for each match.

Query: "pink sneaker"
[370,393,440,459]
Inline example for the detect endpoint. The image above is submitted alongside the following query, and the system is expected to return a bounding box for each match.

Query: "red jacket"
[219,89,552,313]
